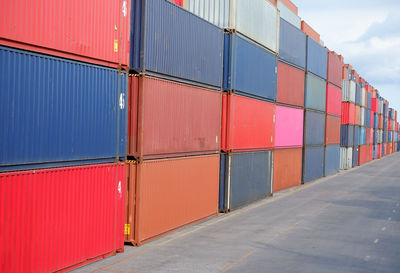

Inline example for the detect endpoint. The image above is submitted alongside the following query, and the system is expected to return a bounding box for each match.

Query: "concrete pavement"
[73,152,400,273]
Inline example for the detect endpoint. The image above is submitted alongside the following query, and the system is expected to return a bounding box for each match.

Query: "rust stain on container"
[273,148,302,193]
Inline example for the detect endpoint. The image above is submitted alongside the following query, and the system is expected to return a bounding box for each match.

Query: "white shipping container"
[361,87,366,107]
[340,147,353,170]
[360,107,365,125]
[342,80,356,103]
[379,130,383,144]
[277,0,301,29]
[379,99,383,114]
[185,0,279,53]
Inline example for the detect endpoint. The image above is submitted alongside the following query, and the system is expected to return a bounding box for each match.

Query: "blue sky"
[295,0,400,111]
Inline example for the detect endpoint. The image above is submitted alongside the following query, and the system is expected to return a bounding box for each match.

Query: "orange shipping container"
[355,106,361,126]
[279,0,298,14]
[325,115,341,145]
[273,148,302,192]
[125,154,219,246]
[301,21,320,43]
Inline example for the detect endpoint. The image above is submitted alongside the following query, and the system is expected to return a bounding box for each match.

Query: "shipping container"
[326,84,342,116]
[0,46,127,172]
[369,145,373,160]
[185,0,278,52]
[279,0,298,14]
[341,102,355,125]
[131,0,223,87]
[325,115,341,145]
[354,126,360,146]
[370,128,374,145]
[128,75,221,159]
[220,151,272,212]
[340,147,353,170]
[355,84,361,106]
[305,73,327,112]
[361,87,366,107]
[360,127,366,145]
[277,61,305,107]
[324,145,340,176]
[355,106,361,126]
[306,37,328,80]
[0,0,130,68]
[342,80,356,103]
[366,144,371,162]
[275,106,304,148]
[327,51,343,88]
[222,94,275,152]
[125,154,219,245]
[341,125,354,147]
[223,32,277,101]
[304,110,326,146]
[358,145,366,165]
[360,107,365,126]
[1,163,126,273]
[279,18,306,69]
[353,146,359,166]
[273,148,302,192]
[277,1,301,29]
[303,146,325,182]
[301,20,320,43]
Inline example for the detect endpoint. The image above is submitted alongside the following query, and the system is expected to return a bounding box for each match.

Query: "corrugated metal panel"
[304,110,325,146]
[367,92,372,109]
[325,115,341,145]
[360,127,366,145]
[186,0,230,28]
[360,107,365,126]
[353,146,359,166]
[342,80,356,103]
[303,146,324,182]
[341,102,355,125]
[301,20,320,43]
[340,147,353,170]
[279,18,306,69]
[131,0,223,88]
[305,73,326,112]
[324,145,340,176]
[273,148,302,192]
[275,106,304,148]
[222,94,275,152]
[220,151,272,211]
[306,37,327,80]
[355,84,361,105]
[0,0,130,68]
[277,1,301,29]
[340,125,354,147]
[327,51,343,88]
[326,84,342,117]
[361,87,366,107]
[277,61,305,107]
[354,126,360,146]
[0,46,127,172]
[0,163,126,273]
[224,32,277,101]
[128,75,221,159]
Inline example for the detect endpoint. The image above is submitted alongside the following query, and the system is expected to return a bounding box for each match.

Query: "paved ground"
[74,153,400,273]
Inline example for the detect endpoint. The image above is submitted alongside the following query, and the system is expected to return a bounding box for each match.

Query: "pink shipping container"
[0,163,126,273]
[0,0,130,68]
[274,106,304,148]
[326,84,342,117]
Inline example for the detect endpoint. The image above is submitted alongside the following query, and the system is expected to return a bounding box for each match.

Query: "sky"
[295,0,400,111]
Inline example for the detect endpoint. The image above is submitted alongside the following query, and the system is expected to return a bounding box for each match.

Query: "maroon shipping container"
[327,51,343,88]
[0,0,130,68]
[129,75,222,159]
[277,61,305,107]
[222,93,275,152]
[0,163,126,273]
[325,115,341,145]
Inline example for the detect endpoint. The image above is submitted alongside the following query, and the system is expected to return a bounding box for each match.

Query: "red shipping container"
[277,61,305,107]
[301,20,320,43]
[377,144,382,159]
[370,111,374,128]
[343,64,352,81]
[0,0,130,68]
[358,145,366,165]
[389,120,392,131]
[125,155,219,246]
[169,0,183,6]
[369,145,373,161]
[371,98,378,112]
[379,114,383,129]
[365,145,370,162]
[370,128,374,144]
[129,76,222,159]
[325,115,341,145]
[0,163,126,273]
[354,106,360,126]
[326,84,342,116]
[273,148,302,193]
[387,143,392,155]
[222,93,275,152]
[366,129,370,145]
[341,102,355,125]
[279,0,298,14]
[327,51,343,88]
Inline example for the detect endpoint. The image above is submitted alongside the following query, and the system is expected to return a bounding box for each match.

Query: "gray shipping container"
[303,146,325,183]
[304,110,326,146]
[324,145,340,176]
[305,73,326,112]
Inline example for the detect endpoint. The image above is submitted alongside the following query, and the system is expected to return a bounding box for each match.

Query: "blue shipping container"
[373,145,377,160]
[0,46,127,172]
[374,113,378,129]
[341,125,354,147]
[303,146,324,182]
[306,37,328,80]
[130,0,223,88]
[219,151,272,212]
[367,93,371,109]
[304,110,326,146]
[279,18,306,69]
[324,145,340,177]
[223,32,277,101]
[354,126,360,146]
[353,146,359,166]
[360,127,366,145]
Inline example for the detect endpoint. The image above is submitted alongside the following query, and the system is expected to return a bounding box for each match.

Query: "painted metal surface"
[324,145,340,176]
[221,94,275,152]
[131,0,223,88]
[355,106,361,126]
[342,80,356,103]
[0,0,130,68]
[0,46,127,172]
[273,148,302,192]
[0,163,126,273]
[341,125,354,147]
[277,61,305,107]
[279,18,306,69]
[358,145,366,165]
[126,154,220,245]
[275,106,304,148]
[303,146,324,183]
[325,115,341,145]
[304,110,326,146]
[129,75,221,159]
[353,146,359,167]
[306,37,327,80]
[326,84,342,117]
[354,126,360,146]
[360,127,366,145]
[327,51,343,88]
[355,84,361,106]
[277,1,301,29]
[185,0,278,52]
[341,102,355,125]
[340,147,353,170]
[360,107,365,126]
[361,87,366,107]
[301,20,320,43]
[219,151,272,212]
[223,32,277,101]
[305,73,326,112]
